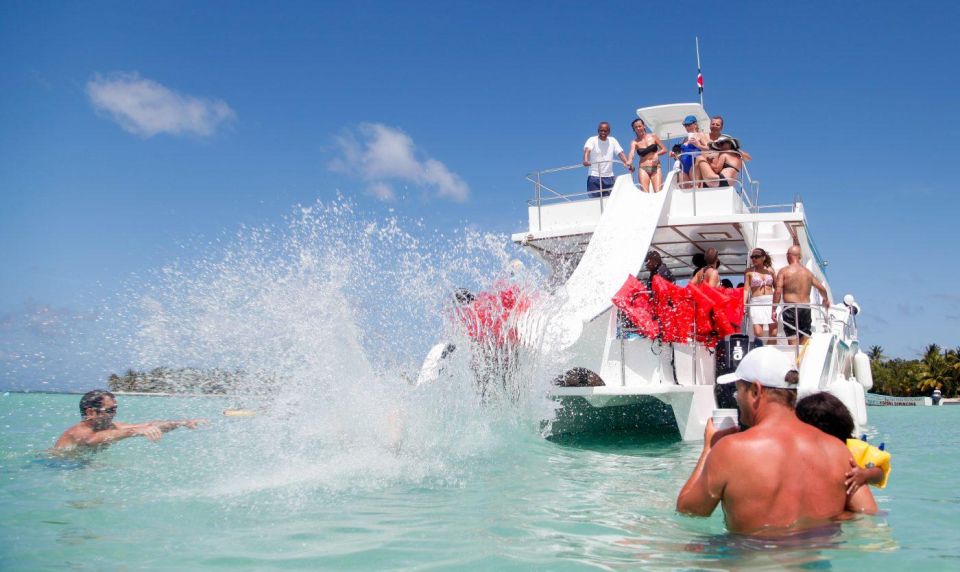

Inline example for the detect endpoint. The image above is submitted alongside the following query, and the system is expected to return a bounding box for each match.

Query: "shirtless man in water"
[677,347,876,535]
[773,245,830,345]
[54,390,207,450]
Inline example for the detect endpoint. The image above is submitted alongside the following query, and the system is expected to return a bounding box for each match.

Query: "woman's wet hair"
[795,392,854,441]
[631,118,645,130]
[79,390,115,417]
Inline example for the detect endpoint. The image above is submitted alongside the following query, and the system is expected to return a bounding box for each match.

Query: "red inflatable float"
[613,276,745,347]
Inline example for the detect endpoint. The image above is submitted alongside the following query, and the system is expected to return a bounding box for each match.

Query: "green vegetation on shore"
[107,367,277,395]
[868,344,959,397]
[106,343,957,398]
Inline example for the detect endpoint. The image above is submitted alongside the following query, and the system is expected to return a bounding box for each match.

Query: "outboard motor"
[714,334,763,408]
[933,389,943,406]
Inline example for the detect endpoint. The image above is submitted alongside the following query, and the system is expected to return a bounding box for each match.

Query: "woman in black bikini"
[697,135,742,188]
[626,118,667,193]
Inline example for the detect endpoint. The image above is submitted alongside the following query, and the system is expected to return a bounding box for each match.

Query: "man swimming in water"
[676,347,876,535]
[54,390,207,450]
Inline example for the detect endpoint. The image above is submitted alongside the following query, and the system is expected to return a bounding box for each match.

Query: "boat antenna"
[696,37,704,109]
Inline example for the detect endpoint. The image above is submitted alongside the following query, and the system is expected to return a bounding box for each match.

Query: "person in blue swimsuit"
[672,115,709,188]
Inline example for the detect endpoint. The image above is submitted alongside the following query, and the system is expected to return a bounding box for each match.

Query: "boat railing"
[745,300,855,349]
[525,160,632,205]
[615,299,846,386]
[525,151,789,215]
[670,150,756,211]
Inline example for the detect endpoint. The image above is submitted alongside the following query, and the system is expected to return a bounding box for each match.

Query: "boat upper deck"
[511,172,808,279]
[511,104,827,280]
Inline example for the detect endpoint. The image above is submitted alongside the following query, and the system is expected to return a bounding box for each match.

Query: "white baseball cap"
[716,346,799,388]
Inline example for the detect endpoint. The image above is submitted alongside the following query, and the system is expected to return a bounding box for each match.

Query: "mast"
[696,37,704,109]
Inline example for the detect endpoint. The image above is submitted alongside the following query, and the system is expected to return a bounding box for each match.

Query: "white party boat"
[422,103,873,441]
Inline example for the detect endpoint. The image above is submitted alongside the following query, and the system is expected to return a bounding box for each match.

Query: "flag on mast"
[695,37,704,108]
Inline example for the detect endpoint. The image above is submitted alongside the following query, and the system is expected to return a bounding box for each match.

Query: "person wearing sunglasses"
[54,389,207,451]
[744,248,776,340]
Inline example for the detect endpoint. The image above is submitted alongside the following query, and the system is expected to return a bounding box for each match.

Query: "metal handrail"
[525,161,634,228]
[744,300,836,345]
[525,160,630,181]
[522,144,789,231]
[670,150,760,214]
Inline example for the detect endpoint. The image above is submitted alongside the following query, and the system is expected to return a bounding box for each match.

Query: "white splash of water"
[130,198,564,498]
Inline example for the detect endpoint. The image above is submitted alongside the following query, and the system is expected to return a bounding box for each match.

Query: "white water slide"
[417,174,670,384]
[556,174,670,328]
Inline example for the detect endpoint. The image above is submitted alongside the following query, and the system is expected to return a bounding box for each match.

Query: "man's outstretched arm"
[118,419,207,434]
[55,424,163,449]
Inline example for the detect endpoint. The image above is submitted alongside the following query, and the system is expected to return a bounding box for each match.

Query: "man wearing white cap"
[676,347,876,534]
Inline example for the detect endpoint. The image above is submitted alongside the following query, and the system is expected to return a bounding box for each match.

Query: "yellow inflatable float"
[846,438,891,488]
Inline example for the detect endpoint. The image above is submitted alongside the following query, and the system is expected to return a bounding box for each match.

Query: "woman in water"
[697,136,743,188]
[626,118,667,193]
[743,248,776,339]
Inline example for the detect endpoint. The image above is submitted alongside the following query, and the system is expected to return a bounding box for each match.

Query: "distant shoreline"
[3,389,234,398]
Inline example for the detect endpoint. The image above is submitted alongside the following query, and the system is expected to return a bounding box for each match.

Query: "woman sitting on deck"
[626,118,667,193]
[696,136,743,188]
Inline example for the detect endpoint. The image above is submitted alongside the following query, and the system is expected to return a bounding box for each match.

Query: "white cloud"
[329,123,469,202]
[367,182,396,200]
[0,301,95,338]
[86,72,235,137]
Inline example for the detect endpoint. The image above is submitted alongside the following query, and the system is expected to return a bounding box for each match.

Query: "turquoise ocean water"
[1,392,955,571]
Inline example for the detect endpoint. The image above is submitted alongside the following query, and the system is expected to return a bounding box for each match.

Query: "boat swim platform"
[547,384,717,441]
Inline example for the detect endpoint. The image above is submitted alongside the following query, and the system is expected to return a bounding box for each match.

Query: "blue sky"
[2,1,958,389]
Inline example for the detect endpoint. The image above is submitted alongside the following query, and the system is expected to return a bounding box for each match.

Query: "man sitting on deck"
[54,390,207,451]
[676,347,876,535]
[704,115,753,161]
[773,245,830,345]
